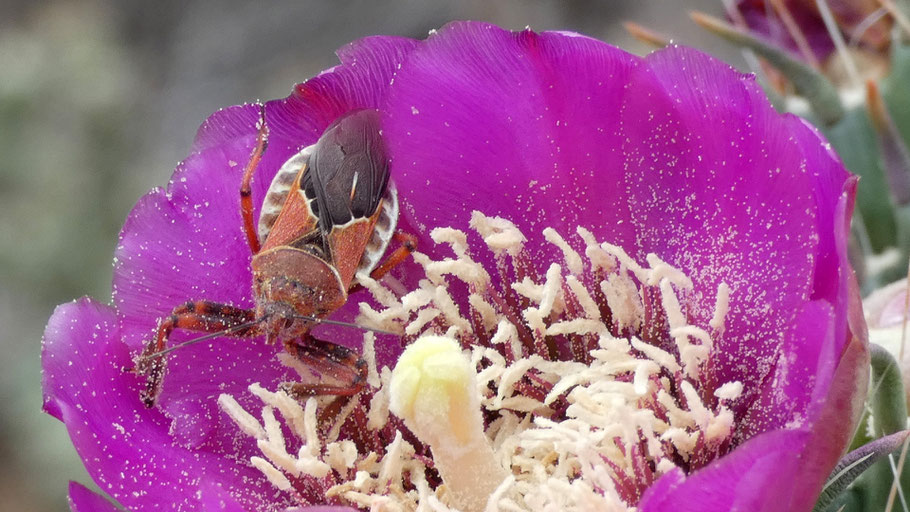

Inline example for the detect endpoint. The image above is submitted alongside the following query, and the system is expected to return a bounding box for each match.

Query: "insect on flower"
[134,108,416,407]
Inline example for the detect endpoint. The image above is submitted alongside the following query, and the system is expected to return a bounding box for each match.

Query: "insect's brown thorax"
[251,247,348,329]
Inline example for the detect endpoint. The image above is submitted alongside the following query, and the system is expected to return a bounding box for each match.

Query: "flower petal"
[68,482,120,512]
[740,299,836,436]
[42,299,289,512]
[639,428,810,511]
[199,478,253,512]
[736,140,865,502]
[786,117,858,342]
[385,21,638,266]
[626,46,835,398]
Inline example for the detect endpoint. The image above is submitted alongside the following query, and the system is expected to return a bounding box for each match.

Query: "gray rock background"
[0,1,734,510]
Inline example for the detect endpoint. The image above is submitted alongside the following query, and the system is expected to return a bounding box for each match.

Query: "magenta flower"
[43,21,866,512]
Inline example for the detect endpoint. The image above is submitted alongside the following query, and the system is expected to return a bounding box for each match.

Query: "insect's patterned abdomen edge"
[258,146,314,244]
[357,184,398,279]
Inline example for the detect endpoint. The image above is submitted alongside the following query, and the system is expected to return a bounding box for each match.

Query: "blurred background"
[0,1,732,510]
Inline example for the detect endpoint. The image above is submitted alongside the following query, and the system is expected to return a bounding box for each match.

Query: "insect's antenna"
[139,318,266,361]
[286,313,398,336]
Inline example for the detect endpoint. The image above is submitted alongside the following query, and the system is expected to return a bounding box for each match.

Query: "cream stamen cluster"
[220,212,742,511]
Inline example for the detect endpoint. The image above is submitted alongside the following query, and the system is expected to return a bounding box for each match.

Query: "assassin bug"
[135,107,415,408]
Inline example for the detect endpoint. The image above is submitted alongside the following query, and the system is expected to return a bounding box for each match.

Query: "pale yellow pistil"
[389,336,508,512]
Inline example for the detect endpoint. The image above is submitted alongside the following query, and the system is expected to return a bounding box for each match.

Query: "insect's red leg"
[136,301,259,407]
[348,231,417,296]
[240,104,269,255]
[369,231,417,280]
[279,337,368,397]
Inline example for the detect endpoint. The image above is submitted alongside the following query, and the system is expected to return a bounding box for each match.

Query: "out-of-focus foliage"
[0,3,135,511]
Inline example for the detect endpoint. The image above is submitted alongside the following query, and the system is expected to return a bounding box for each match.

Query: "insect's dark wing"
[303,109,391,235]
